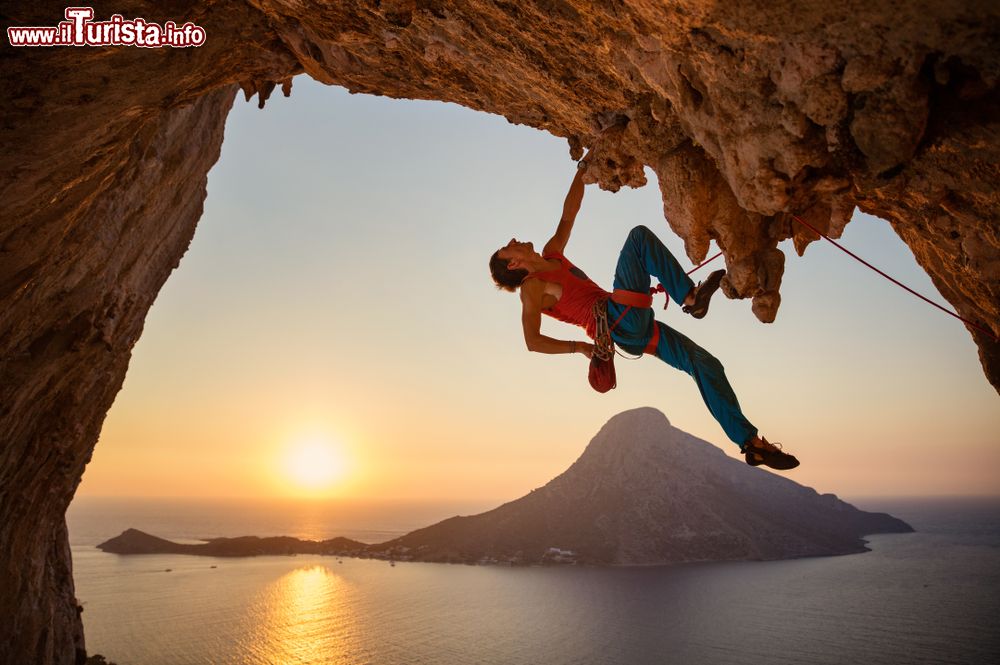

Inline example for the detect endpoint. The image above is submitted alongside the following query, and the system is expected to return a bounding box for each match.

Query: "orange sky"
[77,78,1000,504]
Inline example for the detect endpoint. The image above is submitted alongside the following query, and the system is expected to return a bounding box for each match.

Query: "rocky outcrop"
[97,528,367,557]
[1,2,997,663]
[94,410,913,566]
[1,81,235,665]
[369,408,912,565]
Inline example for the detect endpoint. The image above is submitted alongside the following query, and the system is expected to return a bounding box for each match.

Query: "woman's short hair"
[489,250,528,292]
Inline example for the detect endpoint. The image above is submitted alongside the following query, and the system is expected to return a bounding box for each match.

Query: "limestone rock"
[2,2,999,662]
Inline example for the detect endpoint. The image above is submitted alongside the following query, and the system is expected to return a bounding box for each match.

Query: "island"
[98,529,368,558]
[98,408,913,566]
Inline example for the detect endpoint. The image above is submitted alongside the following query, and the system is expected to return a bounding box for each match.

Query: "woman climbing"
[488,156,799,471]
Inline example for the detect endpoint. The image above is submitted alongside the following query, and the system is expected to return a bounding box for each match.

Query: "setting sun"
[282,435,348,494]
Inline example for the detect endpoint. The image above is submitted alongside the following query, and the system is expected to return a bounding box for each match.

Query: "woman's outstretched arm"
[543,154,590,256]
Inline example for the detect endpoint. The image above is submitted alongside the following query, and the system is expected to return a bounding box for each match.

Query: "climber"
[488,156,799,471]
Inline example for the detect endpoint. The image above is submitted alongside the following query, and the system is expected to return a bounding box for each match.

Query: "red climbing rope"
[665,216,998,342]
[686,250,725,276]
[649,251,725,309]
[790,214,998,342]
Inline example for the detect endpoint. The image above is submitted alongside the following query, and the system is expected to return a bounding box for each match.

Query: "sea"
[67,496,1000,665]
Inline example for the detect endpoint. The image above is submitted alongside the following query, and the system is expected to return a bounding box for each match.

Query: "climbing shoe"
[740,437,800,470]
[683,269,726,319]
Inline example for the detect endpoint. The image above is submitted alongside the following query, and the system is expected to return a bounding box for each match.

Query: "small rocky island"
[98,529,368,558]
[99,409,913,566]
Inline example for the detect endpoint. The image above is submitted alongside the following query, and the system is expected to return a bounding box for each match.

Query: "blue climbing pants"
[606,225,758,447]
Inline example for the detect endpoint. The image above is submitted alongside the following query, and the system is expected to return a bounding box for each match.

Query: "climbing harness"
[587,211,996,392]
[594,250,724,364]
[592,290,663,363]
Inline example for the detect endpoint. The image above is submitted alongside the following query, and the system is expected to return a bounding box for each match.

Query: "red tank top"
[524,251,610,339]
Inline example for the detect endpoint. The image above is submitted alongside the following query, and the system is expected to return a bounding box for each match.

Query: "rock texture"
[1,1,997,663]
[369,408,912,565]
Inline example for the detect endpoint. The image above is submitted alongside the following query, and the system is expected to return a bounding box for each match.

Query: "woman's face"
[497,238,535,265]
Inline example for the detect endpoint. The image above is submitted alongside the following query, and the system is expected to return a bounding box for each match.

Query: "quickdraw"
[592,297,647,361]
[591,299,616,361]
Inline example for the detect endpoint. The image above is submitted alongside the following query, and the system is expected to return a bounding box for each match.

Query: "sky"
[76,76,999,504]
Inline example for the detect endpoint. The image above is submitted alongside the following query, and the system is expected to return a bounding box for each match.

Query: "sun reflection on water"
[243,565,360,664]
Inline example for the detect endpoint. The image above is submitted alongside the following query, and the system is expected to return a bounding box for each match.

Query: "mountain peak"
[575,407,720,476]
[604,406,671,427]
[378,410,912,565]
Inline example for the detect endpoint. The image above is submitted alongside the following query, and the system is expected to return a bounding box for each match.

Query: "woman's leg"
[613,225,694,305]
[649,320,758,447]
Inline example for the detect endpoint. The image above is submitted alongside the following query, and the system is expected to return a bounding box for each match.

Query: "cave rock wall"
[1,1,998,663]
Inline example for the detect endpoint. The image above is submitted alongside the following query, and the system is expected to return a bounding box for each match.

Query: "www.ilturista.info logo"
[7,7,206,48]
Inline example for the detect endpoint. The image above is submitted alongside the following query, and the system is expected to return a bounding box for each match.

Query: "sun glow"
[282,434,348,495]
